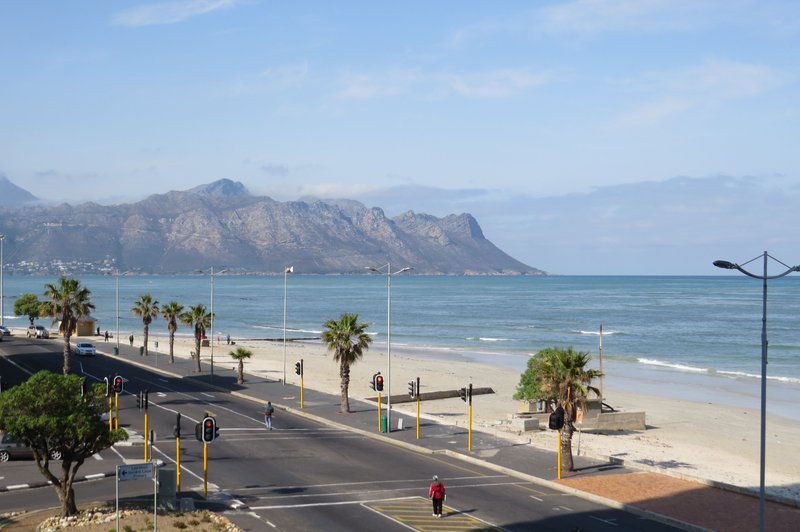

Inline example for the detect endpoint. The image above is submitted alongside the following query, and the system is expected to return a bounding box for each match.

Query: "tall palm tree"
[536,347,601,472]
[229,347,252,385]
[321,313,372,413]
[131,294,159,356]
[180,304,212,373]
[40,277,95,374]
[161,301,184,364]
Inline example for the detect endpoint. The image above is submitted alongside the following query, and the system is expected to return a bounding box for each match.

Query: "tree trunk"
[560,421,575,472]
[340,361,350,413]
[169,328,175,364]
[62,332,71,375]
[195,331,202,372]
[237,360,244,384]
[143,323,149,356]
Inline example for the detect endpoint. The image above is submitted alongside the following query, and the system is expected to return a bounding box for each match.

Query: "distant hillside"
[0,179,544,275]
[0,175,38,207]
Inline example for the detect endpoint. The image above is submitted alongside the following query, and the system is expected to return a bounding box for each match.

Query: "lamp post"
[0,234,4,327]
[115,270,133,352]
[283,266,294,384]
[713,252,800,532]
[199,267,228,382]
[366,263,412,433]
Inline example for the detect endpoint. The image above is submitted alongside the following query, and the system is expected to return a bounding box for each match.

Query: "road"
[0,336,680,531]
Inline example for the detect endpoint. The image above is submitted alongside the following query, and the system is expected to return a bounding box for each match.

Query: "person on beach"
[263,401,274,430]
[129,334,134,346]
[429,475,446,518]
[104,330,109,342]
[226,333,230,345]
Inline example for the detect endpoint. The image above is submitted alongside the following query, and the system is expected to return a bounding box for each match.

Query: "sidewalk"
[96,338,800,531]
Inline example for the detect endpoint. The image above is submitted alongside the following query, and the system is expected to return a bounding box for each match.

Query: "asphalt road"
[0,337,680,531]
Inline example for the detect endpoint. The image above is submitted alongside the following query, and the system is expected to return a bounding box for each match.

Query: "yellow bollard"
[114,393,119,431]
[300,374,304,409]
[203,442,208,498]
[108,397,113,432]
[468,401,473,451]
[416,395,420,440]
[377,393,381,431]
[175,436,181,493]
[557,432,562,480]
[144,411,149,462]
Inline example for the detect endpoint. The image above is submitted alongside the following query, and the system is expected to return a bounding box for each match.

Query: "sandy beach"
[93,330,800,503]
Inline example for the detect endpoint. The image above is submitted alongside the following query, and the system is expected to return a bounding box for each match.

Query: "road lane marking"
[84,473,106,480]
[590,516,619,526]
[92,453,103,460]
[1,356,33,376]
[529,495,543,502]
[201,392,214,398]
[151,444,209,486]
[7,484,30,490]
[363,497,503,531]
[250,495,419,510]
[223,435,362,442]
[251,481,529,501]
[233,475,508,493]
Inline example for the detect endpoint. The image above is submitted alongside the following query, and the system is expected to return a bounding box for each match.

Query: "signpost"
[116,462,156,532]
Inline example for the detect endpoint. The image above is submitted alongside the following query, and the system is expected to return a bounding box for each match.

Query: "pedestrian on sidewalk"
[104,330,109,342]
[429,475,446,518]
[129,334,134,346]
[263,401,274,430]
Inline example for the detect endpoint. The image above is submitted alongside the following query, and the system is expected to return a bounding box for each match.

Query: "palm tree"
[40,277,95,374]
[161,301,184,364]
[321,313,372,413]
[131,294,159,356]
[536,347,602,472]
[229,347,252,385]
[180,304,212,373]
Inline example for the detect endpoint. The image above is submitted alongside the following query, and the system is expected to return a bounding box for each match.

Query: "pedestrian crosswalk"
[363,496,501,531]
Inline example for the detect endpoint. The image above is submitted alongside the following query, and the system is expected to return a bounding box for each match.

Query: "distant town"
[4,258,117,275]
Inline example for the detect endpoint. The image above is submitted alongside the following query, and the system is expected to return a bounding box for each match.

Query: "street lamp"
[283,266,294,385]
[197,267,228,382]
[713,252,800,532]
[115,270,133,353]
[0,234,4,327]
[366,263,412,432]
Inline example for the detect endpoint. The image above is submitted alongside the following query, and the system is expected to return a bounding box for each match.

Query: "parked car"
[75,342,96,356]
[27,325,50,339]
[0,432,61,462]
[0,326,10,336]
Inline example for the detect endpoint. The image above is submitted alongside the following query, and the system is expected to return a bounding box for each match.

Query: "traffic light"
[459,386,467,402]
[375,374,384,392]
[104,376,112,397]
[138,389,149,411]
[202,416,218,443]
[408,380,416,398]
[194,422,202,442]
[112,375,124,394]
[295,360,303,376]
[174,412,182,438]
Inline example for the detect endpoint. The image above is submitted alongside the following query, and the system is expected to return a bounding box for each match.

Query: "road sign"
[118,463,153,482]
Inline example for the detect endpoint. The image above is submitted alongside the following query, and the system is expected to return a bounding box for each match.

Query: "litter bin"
[112,347,119,355]
[380,415,388,433]
[139,346,144,356]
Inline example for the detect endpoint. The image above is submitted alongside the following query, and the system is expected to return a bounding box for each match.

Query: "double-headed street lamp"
[283,266,294,385]
[115,270,133,352]
[366,263,412,432]
[197,267,228,382]
[713,252,800,532]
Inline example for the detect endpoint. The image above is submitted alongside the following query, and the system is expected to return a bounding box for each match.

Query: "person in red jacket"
[429,475,446,518]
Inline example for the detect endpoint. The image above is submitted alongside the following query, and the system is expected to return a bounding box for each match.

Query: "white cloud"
[112,0,242,27]
[336,68,550,101]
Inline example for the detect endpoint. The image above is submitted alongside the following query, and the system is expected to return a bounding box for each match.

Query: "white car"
[0,326,10,336]
[75,342,96,356]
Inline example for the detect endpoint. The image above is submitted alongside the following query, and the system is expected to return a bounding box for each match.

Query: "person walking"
[104,330,109,342]
[226,333,231,345]
[429,475,446,518]
[263,401,274,430]
[129,334,134,346]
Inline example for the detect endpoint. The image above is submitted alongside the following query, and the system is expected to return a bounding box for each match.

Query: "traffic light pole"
[377,392,381,432]
[468,383,473,452]
[203,441,208,498]
[143,391,149,462]
[108,397,113,432]
[176,435,181,492]
[114,393,119,430]
[300,360,304,409]
[416,394,420,440]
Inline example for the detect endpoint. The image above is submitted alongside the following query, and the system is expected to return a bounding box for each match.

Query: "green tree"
[0,371,127,516]
[14,293,42,326]
[161,301,184,364]
[40,277,95,374]
[131,294,159,356]
[180,304,212,373]
[536,347,601,472]
[229,347,252,384]
[513,352,551,402]
[321,313,372,413]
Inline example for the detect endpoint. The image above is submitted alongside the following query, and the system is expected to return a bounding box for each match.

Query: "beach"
[104,330,800,504]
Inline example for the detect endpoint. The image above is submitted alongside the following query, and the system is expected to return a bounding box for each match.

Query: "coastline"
[57,328,800,504]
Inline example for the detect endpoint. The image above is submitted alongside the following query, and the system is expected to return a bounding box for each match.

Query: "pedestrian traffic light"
[375,374,384,392]
[174,412,182,438]
[202,416,218,443]
[408,380,416,398]
[112,375,124,394]
[548,405,565,430]
[194,422,202,442]
[295,360,303,376]
[104,376,112,397]
[459,386,466,402]
[136,390,143,410]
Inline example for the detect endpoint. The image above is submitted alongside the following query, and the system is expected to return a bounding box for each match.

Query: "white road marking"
[2,357,33,376]
[92,453,103,460]
[251,495,419,510]
[201,392,214,398]
[360,501,417,531]
[109,446,127,462]
[151,445,208,486]
[224,436,362,442]
[7,484,30,490]
[157,392,167,397]
[529,495,543,502]
[252,481,528,501]
[590,516,619,526]
[85,473,106,480]
[234,475,508,492]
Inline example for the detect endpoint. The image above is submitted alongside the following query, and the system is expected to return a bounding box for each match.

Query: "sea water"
[3,275,799,417]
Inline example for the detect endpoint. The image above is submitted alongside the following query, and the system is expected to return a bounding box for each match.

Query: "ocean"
[3,274,799,416]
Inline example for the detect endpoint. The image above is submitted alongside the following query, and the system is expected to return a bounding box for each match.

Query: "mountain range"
[0,179,541,275]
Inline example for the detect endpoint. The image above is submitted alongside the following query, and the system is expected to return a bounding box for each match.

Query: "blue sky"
[1,1,799,273]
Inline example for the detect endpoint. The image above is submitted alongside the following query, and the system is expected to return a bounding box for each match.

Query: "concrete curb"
[0,471,116,493]
[440,450,709,532]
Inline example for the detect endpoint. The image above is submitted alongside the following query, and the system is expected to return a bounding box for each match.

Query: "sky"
[1,1,799,274]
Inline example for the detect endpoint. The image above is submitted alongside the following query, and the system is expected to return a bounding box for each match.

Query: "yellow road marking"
[363,497,502,531]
